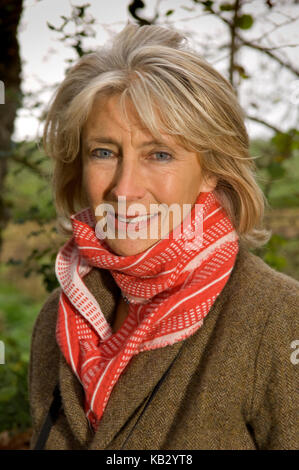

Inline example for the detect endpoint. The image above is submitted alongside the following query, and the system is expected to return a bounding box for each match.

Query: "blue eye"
[90,149,173,162]
[153,152,173,162]
[91,148,114,159]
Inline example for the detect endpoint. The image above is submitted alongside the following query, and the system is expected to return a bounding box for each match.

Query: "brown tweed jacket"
[28,242,299,450]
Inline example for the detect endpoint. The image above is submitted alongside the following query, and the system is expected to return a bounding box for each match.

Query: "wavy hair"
[44,21,271,249]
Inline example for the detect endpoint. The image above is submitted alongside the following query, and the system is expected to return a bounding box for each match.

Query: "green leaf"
[165,9,174,16]
[289,130,299,151]
[201,1,214,11]
[220,3,234,11]
[240,72,250,79]
[236,14,254,29]
[0,385,17,402]
[233,64,250,79]
[267,161,286,179]
[47,22,56,31]
[271,132,292,154]
[264,252,287,271]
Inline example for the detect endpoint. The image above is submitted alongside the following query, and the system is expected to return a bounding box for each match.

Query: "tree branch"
[251,15,299,44]
[246,115,281,134]
[10,153,49,180]
[236,33,299,77]
[229,0,241,87]
[213,10,299,77]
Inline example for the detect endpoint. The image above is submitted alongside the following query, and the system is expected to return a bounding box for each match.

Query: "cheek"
[156,166,201,205]
[182,163,202,200]
[83,165,109,204]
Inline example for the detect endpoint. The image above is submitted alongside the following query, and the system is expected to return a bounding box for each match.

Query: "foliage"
[3,140,60,293]
[47,3,96,59]
[252,130,299,208]
[0,336,31,433]
[250,132,299,269]
[0,273,43,433]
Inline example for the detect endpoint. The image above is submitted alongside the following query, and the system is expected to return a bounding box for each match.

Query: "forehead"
[84,93,147,134]
[82,93,186,149]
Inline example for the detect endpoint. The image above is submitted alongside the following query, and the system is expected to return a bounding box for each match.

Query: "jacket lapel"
[57,267,120,448]
[89,334,186,450]
[58,353,93,447]
[58,323,186,450]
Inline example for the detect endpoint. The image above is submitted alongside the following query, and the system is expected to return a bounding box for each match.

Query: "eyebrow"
[85,137,173,150]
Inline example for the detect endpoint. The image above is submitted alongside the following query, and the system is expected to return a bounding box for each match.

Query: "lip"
[106,212,159,231]
[113,212,154,218]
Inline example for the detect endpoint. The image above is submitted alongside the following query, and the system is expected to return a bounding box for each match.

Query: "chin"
[105,238,159,257]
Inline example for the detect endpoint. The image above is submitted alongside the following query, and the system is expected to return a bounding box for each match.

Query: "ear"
[198,172,218,193]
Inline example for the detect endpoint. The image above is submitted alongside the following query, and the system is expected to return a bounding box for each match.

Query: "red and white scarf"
[55,190,239,431]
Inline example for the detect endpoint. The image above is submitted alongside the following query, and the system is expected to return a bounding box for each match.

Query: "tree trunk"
[0,0,23,255]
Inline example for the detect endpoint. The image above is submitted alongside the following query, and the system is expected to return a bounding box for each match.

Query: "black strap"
[33,383,62,450]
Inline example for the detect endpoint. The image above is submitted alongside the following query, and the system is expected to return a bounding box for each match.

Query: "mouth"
[116,212,157,221]
[106,212,160,231]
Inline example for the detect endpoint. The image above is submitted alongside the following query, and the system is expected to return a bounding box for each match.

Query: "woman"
[28,22,299,450]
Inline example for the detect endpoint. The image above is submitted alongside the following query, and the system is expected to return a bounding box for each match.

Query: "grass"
[0,267,44,439]
[0,265,43,358]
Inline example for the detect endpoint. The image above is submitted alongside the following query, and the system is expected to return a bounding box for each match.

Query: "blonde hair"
[44,22,271,249]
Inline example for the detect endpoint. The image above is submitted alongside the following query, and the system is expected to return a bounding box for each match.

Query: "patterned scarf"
[55,190,239,431]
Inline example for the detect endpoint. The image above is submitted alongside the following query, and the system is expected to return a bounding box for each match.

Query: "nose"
[110,156,146,202]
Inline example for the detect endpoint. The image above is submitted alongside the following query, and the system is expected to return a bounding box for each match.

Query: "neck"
[112,296,130,333]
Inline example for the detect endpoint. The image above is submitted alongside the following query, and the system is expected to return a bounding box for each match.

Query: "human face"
[82,94,217,256]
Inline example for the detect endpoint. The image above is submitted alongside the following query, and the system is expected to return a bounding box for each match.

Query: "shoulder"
[215,244,298,435]
[28,286,63,433]
[237,248,299,445]
[29,286,62,396]
[31,286,62,345]
[237,245,299,339]
[215,242,299,356]
[29,285,62,359]
[227,242,299,314]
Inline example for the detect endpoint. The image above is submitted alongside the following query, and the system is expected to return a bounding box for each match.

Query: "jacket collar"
[58,242,247,449]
